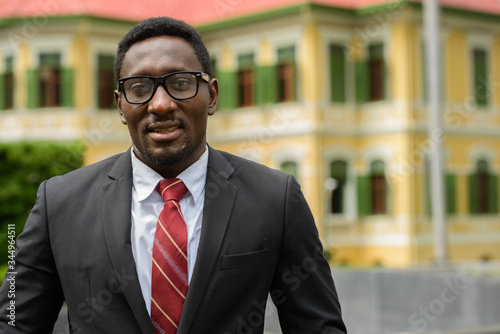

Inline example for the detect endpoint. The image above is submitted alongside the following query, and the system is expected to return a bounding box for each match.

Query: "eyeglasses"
[118,71,210,104]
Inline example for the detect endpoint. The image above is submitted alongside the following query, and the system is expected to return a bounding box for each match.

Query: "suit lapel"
[178,147,237,333]
[101,149,155,334]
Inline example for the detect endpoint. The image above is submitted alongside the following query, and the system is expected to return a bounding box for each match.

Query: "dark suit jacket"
[0,147,346,333]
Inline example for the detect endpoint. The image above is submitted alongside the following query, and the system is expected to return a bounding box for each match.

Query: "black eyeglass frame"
[117,71,211,104]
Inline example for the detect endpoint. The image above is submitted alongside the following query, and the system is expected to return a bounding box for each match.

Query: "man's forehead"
[127,36,194,56]
[121,36,201,74]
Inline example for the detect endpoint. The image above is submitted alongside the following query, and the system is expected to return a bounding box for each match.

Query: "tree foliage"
[0,141,85,264]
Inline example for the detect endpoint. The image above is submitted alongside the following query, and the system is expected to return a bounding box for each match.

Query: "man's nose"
[147,84,177,114]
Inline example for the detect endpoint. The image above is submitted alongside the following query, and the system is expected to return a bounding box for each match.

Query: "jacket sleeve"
[0,180,64,333]
[271,175,347,333]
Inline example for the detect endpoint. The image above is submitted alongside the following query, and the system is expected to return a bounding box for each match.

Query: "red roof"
[0,0,499,26]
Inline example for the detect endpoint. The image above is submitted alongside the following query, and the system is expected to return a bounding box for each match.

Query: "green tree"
[0,141,86,265]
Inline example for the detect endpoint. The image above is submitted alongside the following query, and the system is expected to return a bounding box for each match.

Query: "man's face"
[115,36,218,177]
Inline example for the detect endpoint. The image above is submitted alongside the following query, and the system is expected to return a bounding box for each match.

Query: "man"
[0,17,346,333]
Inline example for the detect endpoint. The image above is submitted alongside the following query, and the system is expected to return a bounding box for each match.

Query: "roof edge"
[0,14,137,29]
[196,0,500,33]
[408,1,500,21]
[195,3,354,33]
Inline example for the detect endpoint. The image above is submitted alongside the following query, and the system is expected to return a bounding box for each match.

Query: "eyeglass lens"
[123,73,198,103]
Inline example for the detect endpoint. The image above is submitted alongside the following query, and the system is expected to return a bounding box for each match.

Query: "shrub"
[0,141,86,265]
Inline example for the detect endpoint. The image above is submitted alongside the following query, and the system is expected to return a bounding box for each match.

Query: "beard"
[142,136,198,167]
[131,115,207,172]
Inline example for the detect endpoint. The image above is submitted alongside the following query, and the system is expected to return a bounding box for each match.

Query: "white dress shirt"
[130,147,208,315]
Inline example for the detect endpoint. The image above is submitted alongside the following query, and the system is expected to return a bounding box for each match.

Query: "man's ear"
[115,90,127,125]
[208,78,218,116]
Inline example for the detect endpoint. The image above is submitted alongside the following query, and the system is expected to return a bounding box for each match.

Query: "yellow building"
[1,0,500,266]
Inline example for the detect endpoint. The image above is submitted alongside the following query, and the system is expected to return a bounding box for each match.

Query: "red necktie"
[151,178,188,334]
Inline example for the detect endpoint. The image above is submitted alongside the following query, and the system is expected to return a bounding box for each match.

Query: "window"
[368,44,384,101]
[357,159,388,216]
[330,160,347,214]
[280,161,298,179]
[370,160,386,215]
[477,160,489,213]
[237,53,255,107]
[277,46,296,102]
[355,43,385,103]
[39,53,61,107]
[255,47,295,106]
[469,159,498,214]
[1,56,14,110]
[97,54,115,109]
[27,53,74,109]
[445,174,457,215]
[473,49,488,107]
[330,45,346,103]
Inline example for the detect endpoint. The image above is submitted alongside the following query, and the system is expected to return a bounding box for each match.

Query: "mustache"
[143,115,184,131]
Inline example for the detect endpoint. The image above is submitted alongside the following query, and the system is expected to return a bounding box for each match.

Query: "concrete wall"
[263,266,500,334]
[334,267,500,334]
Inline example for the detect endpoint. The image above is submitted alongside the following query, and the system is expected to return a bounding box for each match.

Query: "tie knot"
[157,178,188,202]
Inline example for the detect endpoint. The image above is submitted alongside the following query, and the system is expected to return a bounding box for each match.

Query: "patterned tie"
[151,178,189,334]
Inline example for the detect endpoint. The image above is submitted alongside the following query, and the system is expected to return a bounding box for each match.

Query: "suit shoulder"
[45,152,126,188]
[215,150,293,187]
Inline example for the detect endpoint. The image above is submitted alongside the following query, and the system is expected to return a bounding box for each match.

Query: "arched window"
[368,44,385,101]
[97,54,115,109]
[277,46,296,102]
[1,56,14,110]
[357,159,388,216]
[330,160,347,214]
[370,160,386,215]
[237,53,255,107]
[477,160,489,213]
[470,159,498,214]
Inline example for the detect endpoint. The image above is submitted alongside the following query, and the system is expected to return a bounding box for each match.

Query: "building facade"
[1,0,500,266]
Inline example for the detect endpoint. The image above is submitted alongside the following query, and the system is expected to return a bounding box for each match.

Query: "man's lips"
[147,123,183,141]
[151,125,179,133]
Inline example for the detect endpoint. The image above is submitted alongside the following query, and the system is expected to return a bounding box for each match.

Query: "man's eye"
[171,80,191,90]
[129,83,149,95]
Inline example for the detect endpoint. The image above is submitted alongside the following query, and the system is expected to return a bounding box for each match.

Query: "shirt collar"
[131,146,209,203]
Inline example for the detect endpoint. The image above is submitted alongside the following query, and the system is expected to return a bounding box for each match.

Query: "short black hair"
[114,16,211,81]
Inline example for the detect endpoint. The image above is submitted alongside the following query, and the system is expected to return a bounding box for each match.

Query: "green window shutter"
[474,49,488,107]
[217,71,238,110]
[255,65,277,105]
[446,174,456,215]
[330,45,346,103]
[357,175,371,216]
[468,174,478,214]
[0,74,5,110]
[355,61,369,103]
[61,68,74,107]
[27,69,40,109]
[488,174,498,213]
